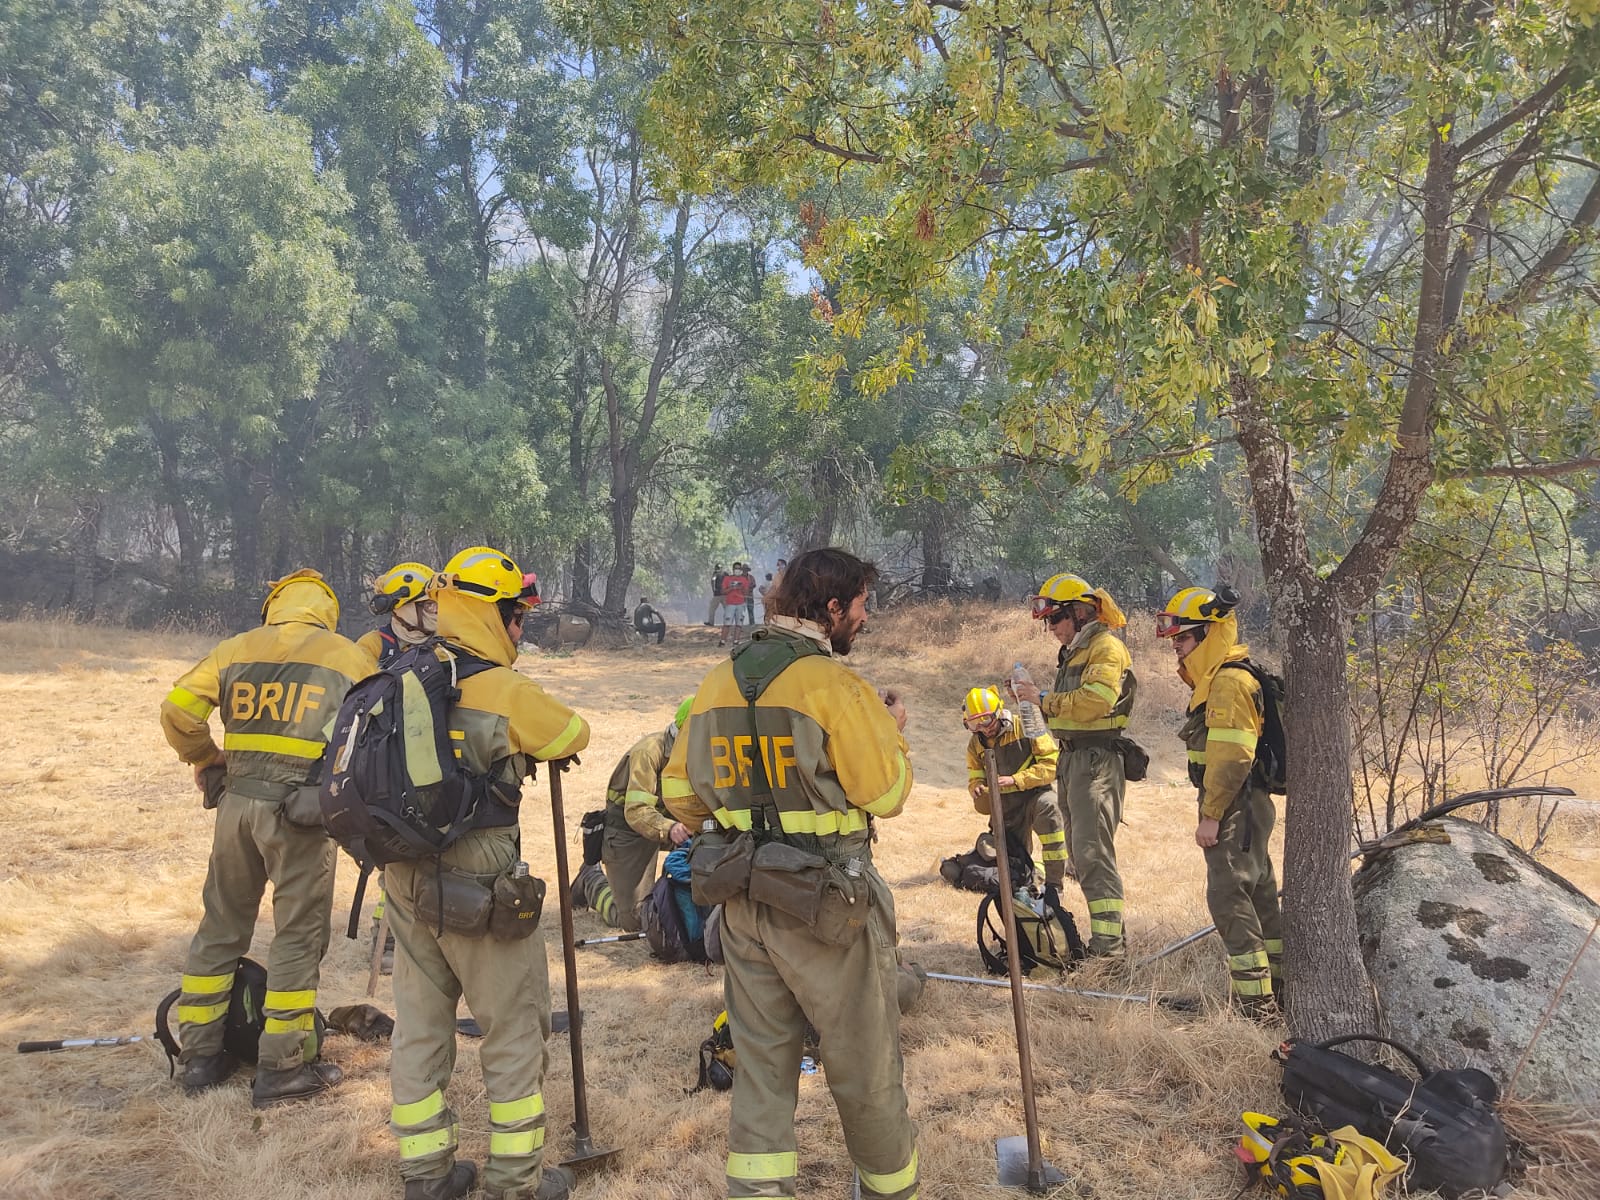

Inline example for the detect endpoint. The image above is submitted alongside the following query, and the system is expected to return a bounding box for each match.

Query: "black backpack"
[641,873,707,964]
[977,886,1086,975]
[154,956,327,1073]
[1275,1034,1508,1197]
[1218,659,1287,794]
[320,639,504,934]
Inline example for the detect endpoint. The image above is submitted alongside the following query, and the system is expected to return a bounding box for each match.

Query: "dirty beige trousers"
[1203,786,1284,1002]
[977,785,1069,888]
[385,827,554,1199]
[178,789,334,1070]
[1060,740,1126,956]
[719,870,919,1200]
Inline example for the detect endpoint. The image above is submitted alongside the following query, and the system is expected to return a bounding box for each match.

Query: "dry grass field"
[1,604,1595,1200]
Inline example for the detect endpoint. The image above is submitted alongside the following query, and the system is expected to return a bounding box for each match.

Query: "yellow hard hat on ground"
[440,546,540,608]
[1156,585,1237,638]
[370,562,434,615]
[1031,572,1094,620]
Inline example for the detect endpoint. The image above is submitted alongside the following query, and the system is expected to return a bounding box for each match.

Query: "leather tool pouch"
[812,865,871,947]
[415,870,494,937]
[489,871,546,940]
[748,841,828,925]
[689,830,755,906]
[1115,736,1150,783]
[282,784,327,831]
[199,764,227,811]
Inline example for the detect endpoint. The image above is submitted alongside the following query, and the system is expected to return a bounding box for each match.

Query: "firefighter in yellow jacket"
[573,696,694,930]
[385,547,589,1200]
[160,569,374,1104]
[358,561,438,667]
[962,687,1068,889]
[1011,573,1137,959]
[662,547,919,1200]
[1157,585,1284,1013]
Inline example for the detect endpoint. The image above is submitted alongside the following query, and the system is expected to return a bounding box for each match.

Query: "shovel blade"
[559,1132,621,1172]
[995,1135,1067,1192]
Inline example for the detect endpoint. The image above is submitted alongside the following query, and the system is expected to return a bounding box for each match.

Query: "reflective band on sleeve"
[223,732,325,759]
[264,1013,316,1034]
[181,972,234,995]
[1208,727,1258,752]
[1040,847,1069,861]
[1082,681,1119,705]
[661,775,697,799]
[1039,831,1066,845]
[777,807,869,837]
[166,686,214,720]
[727,1151,798,1181]
[1086,898,1123,914]
[1187,749,1207,763]
[178,1001,229,1025]
[1264,939,1284,955]
[391,1090,446,1127]
[488,1129,542,1156]
[857,1149,919,1195]
[623,788,659,808]
[488,1094,545,1123]
[967,769,985,780]
[861,755,911,816]
[398,1127,457,1160]
[533,713,586,760]
[264,989,317,1011]
[1228,950,1270,970]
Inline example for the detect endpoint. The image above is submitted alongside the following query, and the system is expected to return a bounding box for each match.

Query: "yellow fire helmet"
[1156,585,1237,638]
[1030,572,1094,619]
[962,686,1003,727]
[370,561,434,616]
[440,546,539,608]
[259,568,339,623]
[674,694,696,729]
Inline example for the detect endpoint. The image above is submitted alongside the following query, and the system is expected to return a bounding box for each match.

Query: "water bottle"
[1010,662,1048,737]
[800,1055,819,1075]
[513,861,529,879]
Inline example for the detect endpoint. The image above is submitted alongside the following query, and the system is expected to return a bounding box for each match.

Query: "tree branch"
[1453,66,1573,160]
[794,132,885,165]
[1446,456,1600,481]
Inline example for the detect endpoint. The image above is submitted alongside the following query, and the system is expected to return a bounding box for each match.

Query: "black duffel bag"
[1275,1033,1508,1198]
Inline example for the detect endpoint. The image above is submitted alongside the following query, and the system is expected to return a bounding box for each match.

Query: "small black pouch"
[747,840,828,925]
[689,830,756,906]
[200,764,227,811]
[489,871,546,940]
[415,869,494,937]
[282,784,327,831]
[1116,736,1150,782]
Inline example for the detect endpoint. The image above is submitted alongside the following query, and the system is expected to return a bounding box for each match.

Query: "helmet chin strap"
[391,601,435,645]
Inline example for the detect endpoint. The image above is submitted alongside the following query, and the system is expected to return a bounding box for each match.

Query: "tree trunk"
[152,419,201,581]
[70,495,101,617]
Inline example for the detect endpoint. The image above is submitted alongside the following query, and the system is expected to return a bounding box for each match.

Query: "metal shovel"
[982,748,1067,1193]
[548,759,621,1172]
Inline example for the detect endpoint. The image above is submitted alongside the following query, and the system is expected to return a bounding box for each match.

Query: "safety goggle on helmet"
[1156,585,1237,637]
[369,562,434,616]
[1031,572,1094,622]
[962,686,1004,730]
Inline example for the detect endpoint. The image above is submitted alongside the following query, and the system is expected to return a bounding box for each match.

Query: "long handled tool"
[548,759,620,1172]
[575,932,645,949]
[367,909,390,997]
[18,1035,147,1054]
[982,747,1067,1193]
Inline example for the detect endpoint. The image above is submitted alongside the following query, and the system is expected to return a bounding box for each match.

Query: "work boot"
[404,1162,477,1200]
[489,1165,576,1200]
[251,1060,343,1108]
[180,1051,238,1095]
[571,862,603,912]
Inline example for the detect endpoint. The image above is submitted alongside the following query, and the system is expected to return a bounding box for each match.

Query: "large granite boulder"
[1352,817,1600,1111]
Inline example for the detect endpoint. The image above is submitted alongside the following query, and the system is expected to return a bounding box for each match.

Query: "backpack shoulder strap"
[728,631,823,835]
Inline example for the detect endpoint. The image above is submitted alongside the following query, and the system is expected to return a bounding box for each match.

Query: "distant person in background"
[706,563,726,626]
[633,597,666,645]
[720,564,751,646]
[759,573,775,621]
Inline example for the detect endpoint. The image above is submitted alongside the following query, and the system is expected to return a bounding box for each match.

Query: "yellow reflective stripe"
[716,807,754,830]
[488,1094,545,1124]
[1086,898,1123,914]
[181,972,234,994]
[861,755,911,816]
[391,1090,446,1127]
[662,775,697,799]
[398,1127,457,1160]
[967,769,985,780]
[727,1151,798,1181]
[1264,939,1285,955]
[1208,727,1258,752]
[449,729,465,740]
[1050,716,1129,731]
[1038,831,1066,845]
[1188,749,1207,763]
[1090,920,1121,935]
[776,807,869,837]
[533,713,586,760]
[857,1149,918,1194]
[223,732,324,759]
[166,686,214,720]
[623,788,659,808]
[1229,951,1269,970]
[264,1013,316,1033]
[1082,681,1118,705]
[1040,848,1069,861]
[178,1001,229,1025]
[400,671,444,789]
[1232,977,1272,996]
[489,1129,544,1156]
[264,989,316,1010]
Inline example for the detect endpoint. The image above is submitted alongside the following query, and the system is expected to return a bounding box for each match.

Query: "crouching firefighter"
[663,547,920,1200]
[961,687,1068,892]
[359,561,438,667]
[1157,585,1285,1016]
[384,547,590,1200]
[159,569,373,1104]
[573,695,694,930]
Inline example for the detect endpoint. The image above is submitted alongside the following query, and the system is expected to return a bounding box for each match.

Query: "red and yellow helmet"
[1031,572,1095,620]
[1156,585,1236,638]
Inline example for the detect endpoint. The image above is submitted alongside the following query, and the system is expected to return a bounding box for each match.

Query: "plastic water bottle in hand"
[1009,662,1047,737]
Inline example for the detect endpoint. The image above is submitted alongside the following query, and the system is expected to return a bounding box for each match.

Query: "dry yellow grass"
[0,607,1593,1199]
